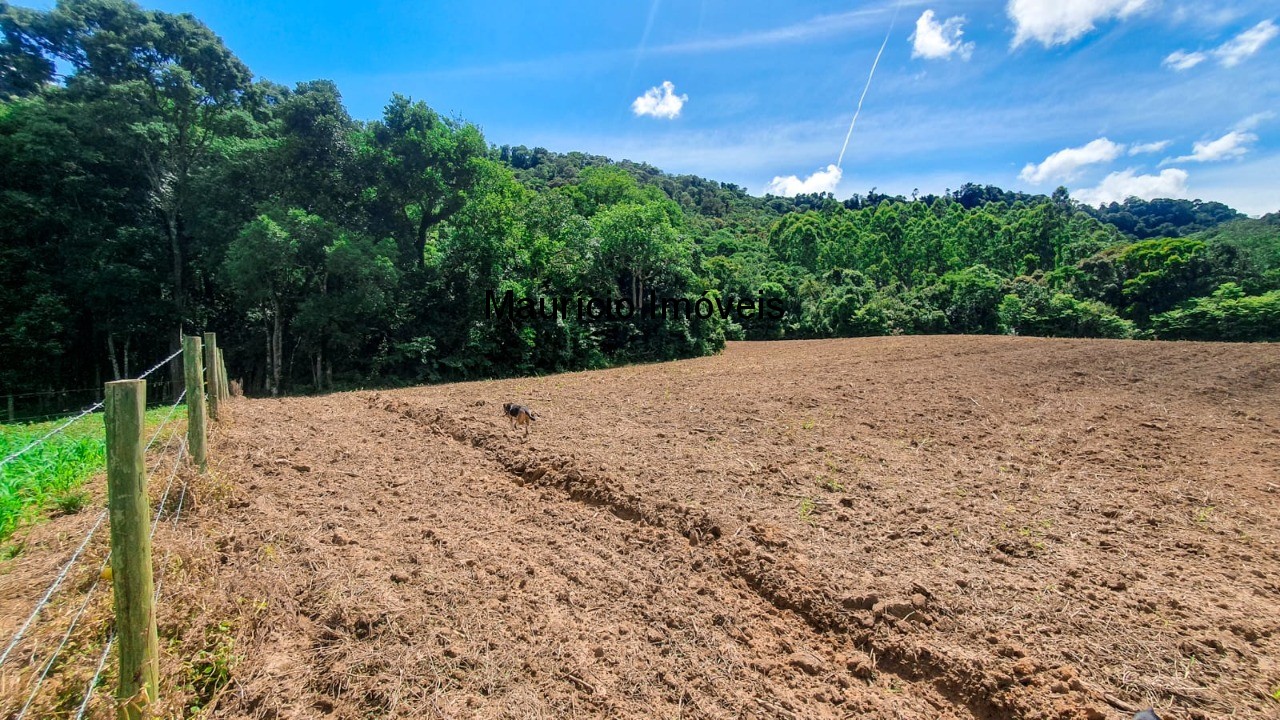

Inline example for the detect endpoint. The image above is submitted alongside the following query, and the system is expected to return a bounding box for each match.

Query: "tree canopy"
[0,0,1275,401]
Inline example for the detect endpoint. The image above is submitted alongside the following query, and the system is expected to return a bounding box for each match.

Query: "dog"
[502,402,537,436]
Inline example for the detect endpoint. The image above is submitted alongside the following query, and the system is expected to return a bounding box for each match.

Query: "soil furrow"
[374,394,1111,720]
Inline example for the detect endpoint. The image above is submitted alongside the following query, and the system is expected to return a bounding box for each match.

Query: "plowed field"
[3,337,1278,719]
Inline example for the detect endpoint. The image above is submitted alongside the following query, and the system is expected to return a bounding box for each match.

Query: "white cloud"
[764,164,843,197]
[1165,19,1279,72]
[1073,168,1190,206]
[1129,140,1171,155]
[1168,131,1257,163]
[1171,4,1244,29]
[653,5,889,54]
[1236,111,1275,131]
[1213,19,1278,67]
[631,81,688,119]
[911,10,975,60]
[1019,138,1125,184]
[1007,0,1151,48]
[1162,49,1207,70]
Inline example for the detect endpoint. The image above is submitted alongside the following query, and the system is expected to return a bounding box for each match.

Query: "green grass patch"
[0,404,186,543]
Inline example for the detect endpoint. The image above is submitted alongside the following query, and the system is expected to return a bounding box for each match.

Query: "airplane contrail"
[629,0,663,87]
[836,4,900,168]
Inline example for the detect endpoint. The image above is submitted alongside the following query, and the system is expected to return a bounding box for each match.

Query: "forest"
[1,0,1277,402]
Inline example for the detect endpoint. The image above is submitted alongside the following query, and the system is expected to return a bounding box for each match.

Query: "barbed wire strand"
[0,402,106,470]
[171,480,188,526]
[0,346,184,470]
[0,390,187,671]
[152,439,192,607]
[73,633,114,720]
[14,552,111,719]
[150,439,187,542]
[0,510,107,667]
[145,389,187,452]
[134,347,183,381]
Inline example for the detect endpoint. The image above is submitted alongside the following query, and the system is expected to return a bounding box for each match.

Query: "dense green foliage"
[1079,198,1244,240]
[1,0,1276,399]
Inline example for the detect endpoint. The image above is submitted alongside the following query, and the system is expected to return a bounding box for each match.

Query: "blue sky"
[26,0,1280,214]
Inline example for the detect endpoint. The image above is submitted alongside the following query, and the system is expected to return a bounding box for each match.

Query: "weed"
[1179,654,1198,679]
[816,474,844,492]
[183,620,239,714]
[1,541,23,561]
[52,489,91,515]
[1194,505,1215,524]
[798,497,816,525]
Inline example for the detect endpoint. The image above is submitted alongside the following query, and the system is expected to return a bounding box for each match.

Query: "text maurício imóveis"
[485,290,785,322]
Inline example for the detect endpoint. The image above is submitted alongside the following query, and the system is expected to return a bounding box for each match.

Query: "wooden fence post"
[203,332,220,421]
[183,336,208,471]
[218,348,229,401]
[104,380,159,720]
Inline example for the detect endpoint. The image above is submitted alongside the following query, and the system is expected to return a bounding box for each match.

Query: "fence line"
[0,347,184,470]
[6,387,102,399]
[12,435,189,717]
[0,385,190,673]
[5,345,179,405]
[0,511,106,668]
[3,381,179,426]
[0,333,231,717]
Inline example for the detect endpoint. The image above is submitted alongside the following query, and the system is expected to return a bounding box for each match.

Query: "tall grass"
[0,405,186,542]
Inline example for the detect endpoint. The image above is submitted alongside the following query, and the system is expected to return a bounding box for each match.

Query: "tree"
[223,211,304,396]
[363,94,486,267]
[593,201,690,313]
[9,0,255,391]
[294,232,398,388]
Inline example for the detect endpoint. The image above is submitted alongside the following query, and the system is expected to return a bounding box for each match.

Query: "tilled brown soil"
[2,337,1278,719]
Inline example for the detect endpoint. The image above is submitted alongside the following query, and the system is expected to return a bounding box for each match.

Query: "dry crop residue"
[2,336,1277,719]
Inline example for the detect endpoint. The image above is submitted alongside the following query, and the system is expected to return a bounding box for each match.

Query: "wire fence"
[14,435,191,719]
[0,341,220,717]
[0,381,185,666]
[2,348,183,426]
[0,348,182,470]
[2,382,182,426]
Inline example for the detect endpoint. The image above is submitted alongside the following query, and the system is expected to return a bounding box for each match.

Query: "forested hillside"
[1,0,1277,399]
